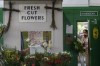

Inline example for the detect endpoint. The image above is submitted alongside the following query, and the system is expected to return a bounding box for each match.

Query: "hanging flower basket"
[73,38,85,53]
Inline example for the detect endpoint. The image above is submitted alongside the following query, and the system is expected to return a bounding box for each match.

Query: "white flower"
[43,42,48,48]
[43,57,49,60]
[54,53,59,56]
[24,64,26,66]
[62,51,67,54]
[30,56,35,58]
[26,38,30,42]
[48,40,52,48]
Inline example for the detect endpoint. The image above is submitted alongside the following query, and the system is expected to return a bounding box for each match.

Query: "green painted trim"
[63,6,100,10]
[0,8,3,45]
[63,6,100,66]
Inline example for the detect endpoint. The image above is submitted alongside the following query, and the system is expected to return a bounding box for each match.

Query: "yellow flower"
[23,64,26,66]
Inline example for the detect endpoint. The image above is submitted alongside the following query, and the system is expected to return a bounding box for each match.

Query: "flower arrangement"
[1,47,71,66]
[0,24,4,33]
[73,38,85,53]
[41,40,52,53]
[24,51,72,66]
[1,48,20,66]
[26,37,52,53]
[1,47,30,66]
[41,51,71,66]
[24,52,44,66]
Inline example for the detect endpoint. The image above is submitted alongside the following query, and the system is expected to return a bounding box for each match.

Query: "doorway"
[77,21,89,66]
[63,6,100,66]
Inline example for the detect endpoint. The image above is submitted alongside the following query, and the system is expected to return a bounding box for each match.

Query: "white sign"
[19,4,46,22]
[66,25,73,34]
[29,45,44,54]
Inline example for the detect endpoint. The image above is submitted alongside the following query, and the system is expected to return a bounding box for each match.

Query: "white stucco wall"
[0,0,3,7]
[63,0,88,7]
[90,0,100,6]
[62,0,100,7]
[4,1,63,53]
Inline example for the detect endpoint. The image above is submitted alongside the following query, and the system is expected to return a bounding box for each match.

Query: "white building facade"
[4,0,63,53]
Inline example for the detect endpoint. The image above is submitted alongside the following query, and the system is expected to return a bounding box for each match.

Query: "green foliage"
[24,51,72,66]
[1,48,71,66]
[73,39,85,53]
[2,49,20,66]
